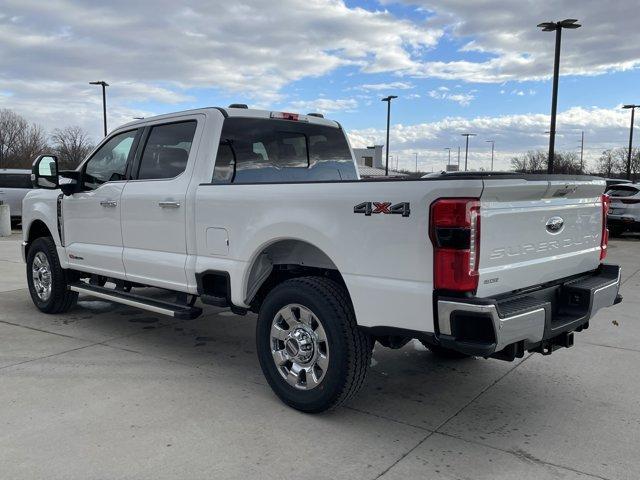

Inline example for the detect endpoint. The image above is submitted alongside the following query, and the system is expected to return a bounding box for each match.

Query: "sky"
[1,0,639,172]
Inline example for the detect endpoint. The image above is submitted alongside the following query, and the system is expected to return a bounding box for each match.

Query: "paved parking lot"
[1,231,639,480]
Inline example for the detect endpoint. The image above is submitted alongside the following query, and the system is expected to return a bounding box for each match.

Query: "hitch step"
[69,283,202,320]
[531,332,574,356]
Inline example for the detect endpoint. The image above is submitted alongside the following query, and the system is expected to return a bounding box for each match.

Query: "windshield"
[212,118,357,183]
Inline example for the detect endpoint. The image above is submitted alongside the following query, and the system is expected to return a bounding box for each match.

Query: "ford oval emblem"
[546,216,564,234]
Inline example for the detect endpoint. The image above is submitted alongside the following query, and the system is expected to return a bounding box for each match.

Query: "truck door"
[120,117,201,291]
[63,129,140,277]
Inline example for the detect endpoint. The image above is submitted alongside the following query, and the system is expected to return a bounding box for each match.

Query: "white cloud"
[0,0,443,137]
[428,89,474,106]
[288,98,358,114]
[348,106,632,171]
[394,0,640,82]
[358,82,415,91]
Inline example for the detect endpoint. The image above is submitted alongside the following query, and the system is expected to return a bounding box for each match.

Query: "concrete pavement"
[1,231,639,479]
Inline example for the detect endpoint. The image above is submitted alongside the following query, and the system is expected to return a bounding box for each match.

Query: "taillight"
[270,111,303,121]
[600,194,609,261]
[430,198,481,292]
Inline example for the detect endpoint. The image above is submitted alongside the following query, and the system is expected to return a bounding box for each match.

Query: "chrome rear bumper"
[436,264,621,358]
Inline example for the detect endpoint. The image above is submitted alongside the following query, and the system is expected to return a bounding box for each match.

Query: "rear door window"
[137,121,197,180]
[212,118,356,183]
[0,173,32,189]
[607,187,639,197]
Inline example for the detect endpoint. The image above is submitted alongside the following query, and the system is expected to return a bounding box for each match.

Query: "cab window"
[137,121,197,180]
[84,130,137,189]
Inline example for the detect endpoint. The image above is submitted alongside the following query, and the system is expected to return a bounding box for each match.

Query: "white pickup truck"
[23,106,621,412]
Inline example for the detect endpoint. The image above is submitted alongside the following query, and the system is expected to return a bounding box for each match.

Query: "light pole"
[623,104,639,180]
[89,80,109,137]
[381,95,398,176]
[537,19,581,174]
[461,133,476,171]
[414,153,418,173]
[579,130,584,172]
[444,147,452,167]
[485,140,495,171]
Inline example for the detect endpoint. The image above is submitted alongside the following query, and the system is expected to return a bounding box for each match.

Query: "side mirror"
[32,154,59,189]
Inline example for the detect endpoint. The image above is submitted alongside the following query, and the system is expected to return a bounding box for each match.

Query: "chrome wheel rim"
[32,252,52,301]
[270,304,329,390]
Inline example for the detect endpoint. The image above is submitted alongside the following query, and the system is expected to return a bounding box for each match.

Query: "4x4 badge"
[354,202,410,217]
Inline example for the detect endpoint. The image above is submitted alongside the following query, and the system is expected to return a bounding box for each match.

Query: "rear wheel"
[256,276,371,413]
[608,225,624,237]
[26,237,77,313]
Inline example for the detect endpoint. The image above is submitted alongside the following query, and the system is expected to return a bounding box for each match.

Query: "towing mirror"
[32,154,59,189]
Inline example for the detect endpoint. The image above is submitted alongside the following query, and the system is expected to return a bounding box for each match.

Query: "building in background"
[352,145,383,168]
[352,144,408,178]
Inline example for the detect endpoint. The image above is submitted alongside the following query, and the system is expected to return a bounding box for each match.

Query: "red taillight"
[600,194,610,261]
[430,198,480,292]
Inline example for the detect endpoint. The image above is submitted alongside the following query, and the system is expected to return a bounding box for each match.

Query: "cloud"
[0,0,448,137]
[348,106,632,171]
[358,82,415,91]
[428,89,475,106]
[288,98,358,114]
[393,0,640,82]
[0,1,442,130]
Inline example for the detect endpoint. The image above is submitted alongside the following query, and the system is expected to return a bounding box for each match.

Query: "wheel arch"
[24,218,54,259]
[242,238,352,313]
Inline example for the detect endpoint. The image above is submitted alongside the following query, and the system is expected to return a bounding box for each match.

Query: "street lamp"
[537,18,581,174]
[381,95,398,176]
[444,147,452,167]
[485,140,495,171]
[414,152,418,173]
[461,133,476,171]
[623,104,639,180]
[89,80,109,137]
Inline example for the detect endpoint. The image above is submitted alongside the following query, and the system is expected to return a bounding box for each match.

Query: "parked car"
[605,178,632,189]
[21,106,622,412]
[606,183,640,236]
[0,168,33,227]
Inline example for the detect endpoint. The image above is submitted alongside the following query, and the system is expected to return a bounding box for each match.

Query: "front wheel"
[26,237,77,314]
[256,276,372,413]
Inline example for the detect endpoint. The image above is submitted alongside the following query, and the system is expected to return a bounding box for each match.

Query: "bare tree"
[553,151,583,174]
[511,150,547,173]
[597,149,617,178]
[50,126,94,169]
[0,108,49,168]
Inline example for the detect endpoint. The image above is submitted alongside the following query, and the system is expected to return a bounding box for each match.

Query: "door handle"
[99,200,117,208]
[158,201,181,208]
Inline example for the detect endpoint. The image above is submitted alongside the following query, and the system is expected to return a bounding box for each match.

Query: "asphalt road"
[1,232,639,480]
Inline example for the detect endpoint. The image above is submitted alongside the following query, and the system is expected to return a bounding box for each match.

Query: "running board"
[69,283,202,320]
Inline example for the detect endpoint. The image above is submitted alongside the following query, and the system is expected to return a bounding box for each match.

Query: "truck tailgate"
[476,177,605,297]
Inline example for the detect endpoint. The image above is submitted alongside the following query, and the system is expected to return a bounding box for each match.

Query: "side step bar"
[69,283,202,320]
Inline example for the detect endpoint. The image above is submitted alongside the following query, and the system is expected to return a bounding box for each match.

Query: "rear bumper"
[436,264,622,359]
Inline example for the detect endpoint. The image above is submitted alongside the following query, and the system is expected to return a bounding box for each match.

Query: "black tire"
[608,225,624,237]
[26,237,77,314]
[256,276,372,413]
[423,342,471,359]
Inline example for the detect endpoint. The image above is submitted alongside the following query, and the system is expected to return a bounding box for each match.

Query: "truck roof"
[118,106,340,132]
